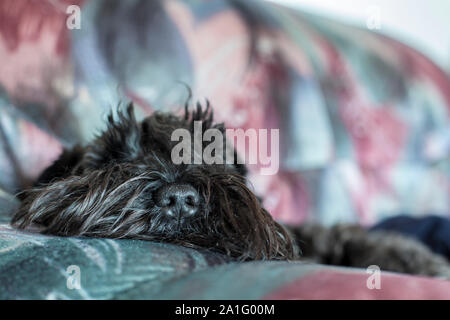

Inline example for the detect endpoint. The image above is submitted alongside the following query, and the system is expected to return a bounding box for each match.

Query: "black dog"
[11,103,450,278]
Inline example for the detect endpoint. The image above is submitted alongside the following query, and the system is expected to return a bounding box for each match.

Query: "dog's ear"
[34,146,85,186]
[83,103,142,169]
[216,122,248,177]
[16,146,84,201]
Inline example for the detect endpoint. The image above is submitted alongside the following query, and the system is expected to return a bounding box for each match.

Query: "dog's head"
[12,103,296,260]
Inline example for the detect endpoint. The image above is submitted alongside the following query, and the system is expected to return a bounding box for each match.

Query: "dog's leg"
[287,223,450,278]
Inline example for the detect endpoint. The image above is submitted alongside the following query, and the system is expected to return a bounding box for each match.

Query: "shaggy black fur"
[12,103,294,261]
[288,223,450,278]
[11,102,450,278]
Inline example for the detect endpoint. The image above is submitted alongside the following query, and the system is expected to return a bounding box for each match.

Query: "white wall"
[267,0,450,72]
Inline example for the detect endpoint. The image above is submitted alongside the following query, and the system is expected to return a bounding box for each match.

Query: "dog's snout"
[155,184,199,218]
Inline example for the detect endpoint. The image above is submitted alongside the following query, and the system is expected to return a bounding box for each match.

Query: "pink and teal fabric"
[0,0,449,299]
[1,223,450,299]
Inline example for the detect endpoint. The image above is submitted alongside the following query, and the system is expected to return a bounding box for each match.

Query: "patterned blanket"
[1,211,450,299]
[0,0,449,299]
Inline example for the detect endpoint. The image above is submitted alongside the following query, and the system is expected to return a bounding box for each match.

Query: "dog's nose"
[155,184,200,218]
